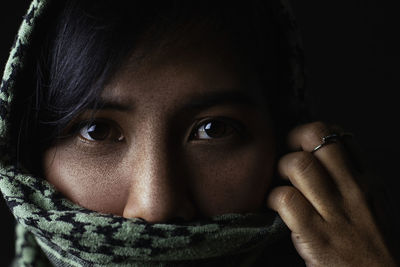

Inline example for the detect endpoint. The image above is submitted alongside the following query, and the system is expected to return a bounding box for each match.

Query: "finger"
[267,186,324,235]
[287,121,360,195]
[278,151,343,219]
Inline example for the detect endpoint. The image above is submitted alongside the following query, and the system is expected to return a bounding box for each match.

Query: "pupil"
[204,121,226,138]
[87,123,110,140]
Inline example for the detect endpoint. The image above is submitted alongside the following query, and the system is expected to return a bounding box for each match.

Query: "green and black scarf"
[0,0,306,266]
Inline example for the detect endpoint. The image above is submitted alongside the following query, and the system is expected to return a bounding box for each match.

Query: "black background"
[1,1,399,265]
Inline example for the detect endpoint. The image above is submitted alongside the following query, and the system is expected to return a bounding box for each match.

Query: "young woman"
[0,0,396,266]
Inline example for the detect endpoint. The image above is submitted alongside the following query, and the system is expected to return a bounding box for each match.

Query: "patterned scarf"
[0,0,306,266]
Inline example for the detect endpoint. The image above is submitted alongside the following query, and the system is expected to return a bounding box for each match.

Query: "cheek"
[43,135,276,217]
[42,146,129,215]
[184,142,276,216]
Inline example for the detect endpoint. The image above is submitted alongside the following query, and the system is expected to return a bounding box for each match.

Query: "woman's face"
[43,39,277,223]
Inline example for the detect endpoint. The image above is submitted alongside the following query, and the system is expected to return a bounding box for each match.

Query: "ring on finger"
[311,133,354,153]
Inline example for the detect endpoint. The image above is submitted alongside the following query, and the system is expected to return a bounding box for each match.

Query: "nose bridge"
[122,120,195,223]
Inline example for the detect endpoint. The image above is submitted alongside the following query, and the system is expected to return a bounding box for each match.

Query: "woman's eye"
[191,119,243,140]
[79,121,124,142]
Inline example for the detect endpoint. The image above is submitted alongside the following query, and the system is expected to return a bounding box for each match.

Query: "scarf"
[0,0,306,266]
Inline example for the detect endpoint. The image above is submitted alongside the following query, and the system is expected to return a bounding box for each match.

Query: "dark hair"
[10,0,308,175]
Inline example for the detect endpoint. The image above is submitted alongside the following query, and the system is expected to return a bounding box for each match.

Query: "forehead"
[102,36,263,108]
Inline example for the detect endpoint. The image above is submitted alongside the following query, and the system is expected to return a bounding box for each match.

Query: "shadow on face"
[43,31,277,223]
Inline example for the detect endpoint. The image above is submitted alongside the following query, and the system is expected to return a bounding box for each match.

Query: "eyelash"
[189,117,245,141]
[69,117,245,143]
[65,119,124,143]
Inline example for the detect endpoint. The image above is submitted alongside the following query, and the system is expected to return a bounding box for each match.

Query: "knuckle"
[305,121,330,142]
[277,186,299,207]
[287,151,316,177]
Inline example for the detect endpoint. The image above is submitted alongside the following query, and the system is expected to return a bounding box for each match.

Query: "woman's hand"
[267,122,396,266]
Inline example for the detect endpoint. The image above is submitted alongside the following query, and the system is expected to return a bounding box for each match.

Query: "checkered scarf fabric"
[0,0,306,266]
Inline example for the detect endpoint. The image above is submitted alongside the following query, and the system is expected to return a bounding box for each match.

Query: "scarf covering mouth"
[0,0,306,266]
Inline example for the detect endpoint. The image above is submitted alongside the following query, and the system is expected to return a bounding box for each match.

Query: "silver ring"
[311,133,353,153]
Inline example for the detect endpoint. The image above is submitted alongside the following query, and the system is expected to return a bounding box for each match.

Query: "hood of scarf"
[0,0,306,266]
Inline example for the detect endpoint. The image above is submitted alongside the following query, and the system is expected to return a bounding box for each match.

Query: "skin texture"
[267,122,397,266]
[42,39,396,266]
[43,40,276,222]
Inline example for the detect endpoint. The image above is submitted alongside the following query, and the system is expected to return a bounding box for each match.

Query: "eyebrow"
[88,90,258,112]
[87,98,133,112]
[181,90,258,111]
